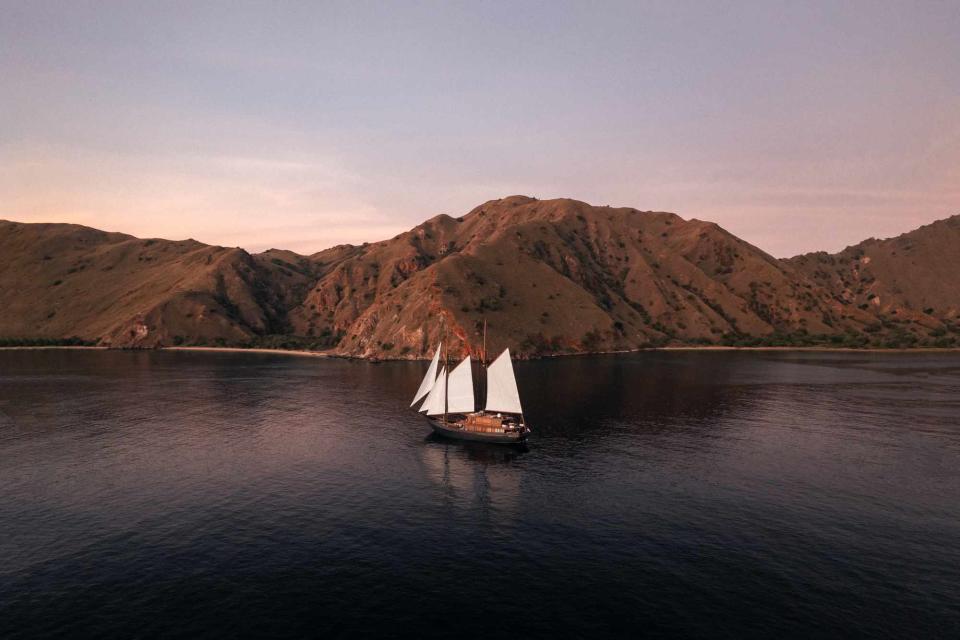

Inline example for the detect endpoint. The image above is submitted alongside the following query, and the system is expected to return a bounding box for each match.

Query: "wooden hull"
[427,417,528,444]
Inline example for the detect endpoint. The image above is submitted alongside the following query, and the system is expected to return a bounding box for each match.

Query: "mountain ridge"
[2,198,958,357]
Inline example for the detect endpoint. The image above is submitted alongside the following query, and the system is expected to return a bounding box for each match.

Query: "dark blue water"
[1,350,958,638]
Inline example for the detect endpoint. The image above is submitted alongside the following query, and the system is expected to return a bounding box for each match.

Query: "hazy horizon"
[2,194,957,260]
[3,1,958,257]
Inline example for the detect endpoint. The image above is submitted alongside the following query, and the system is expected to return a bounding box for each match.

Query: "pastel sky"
[3,1,958,257]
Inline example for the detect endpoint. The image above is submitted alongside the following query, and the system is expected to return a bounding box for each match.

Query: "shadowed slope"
[0,221,314,347]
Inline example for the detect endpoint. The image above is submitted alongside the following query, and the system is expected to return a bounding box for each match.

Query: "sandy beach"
[162,346,331,358]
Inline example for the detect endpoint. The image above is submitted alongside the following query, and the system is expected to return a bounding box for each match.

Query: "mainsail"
[484,349,523,414]
[446,356,475,414]
[423,367,448,416]
[410,342,442,407]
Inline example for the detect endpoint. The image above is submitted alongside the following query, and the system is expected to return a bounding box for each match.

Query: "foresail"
[424,367,448,416]
[446,356,475,414]
[411,342,442,407]
[484,348,523,414]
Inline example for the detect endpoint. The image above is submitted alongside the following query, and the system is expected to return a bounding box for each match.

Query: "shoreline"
[0,345,107,351]
[162,346,331,358]
[538,345,960,358]
[656,345,960,353]
[2,345,959,359]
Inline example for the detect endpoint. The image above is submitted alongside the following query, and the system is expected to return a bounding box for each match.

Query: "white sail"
[446,356,475,414]
[485,349,523,414]
[410,342,442,407]
[423,367,448,416]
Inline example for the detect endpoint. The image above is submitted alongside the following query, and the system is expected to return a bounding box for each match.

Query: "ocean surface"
[1,349,958,638]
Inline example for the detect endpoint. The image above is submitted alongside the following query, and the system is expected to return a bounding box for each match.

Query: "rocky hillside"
[788,214,960,348]
[1,198,958,356]
[0,220,317,348]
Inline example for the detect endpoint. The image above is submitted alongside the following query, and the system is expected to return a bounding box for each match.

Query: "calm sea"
[1,350,958,638]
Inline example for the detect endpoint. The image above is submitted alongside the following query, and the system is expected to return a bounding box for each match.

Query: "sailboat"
[410,341,530,444]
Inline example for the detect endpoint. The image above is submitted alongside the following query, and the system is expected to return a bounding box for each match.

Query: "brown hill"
[1,199,958,356]
[291,196,871,358]
[0,220,314,348]
[788,214,960,346]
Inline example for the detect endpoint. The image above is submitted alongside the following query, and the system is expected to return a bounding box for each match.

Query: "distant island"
[1,196,958,358]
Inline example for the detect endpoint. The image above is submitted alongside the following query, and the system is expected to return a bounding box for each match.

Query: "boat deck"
[427,415,528,444]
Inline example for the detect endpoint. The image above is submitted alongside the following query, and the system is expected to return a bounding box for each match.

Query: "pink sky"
[3,2,958,257]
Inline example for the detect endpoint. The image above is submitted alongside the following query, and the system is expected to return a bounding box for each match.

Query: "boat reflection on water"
[419,434,526,517]
[424,432,528,461]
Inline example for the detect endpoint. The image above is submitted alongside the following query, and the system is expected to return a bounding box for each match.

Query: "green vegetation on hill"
[0,336,97,347]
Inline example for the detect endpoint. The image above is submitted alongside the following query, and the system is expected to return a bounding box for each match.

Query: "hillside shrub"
[0,336,96,347]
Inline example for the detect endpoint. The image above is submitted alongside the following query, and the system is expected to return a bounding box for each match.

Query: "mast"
[443,318,448,424]
[515,348,526,428]
[482,319,487,367]
[481,319,487,417]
